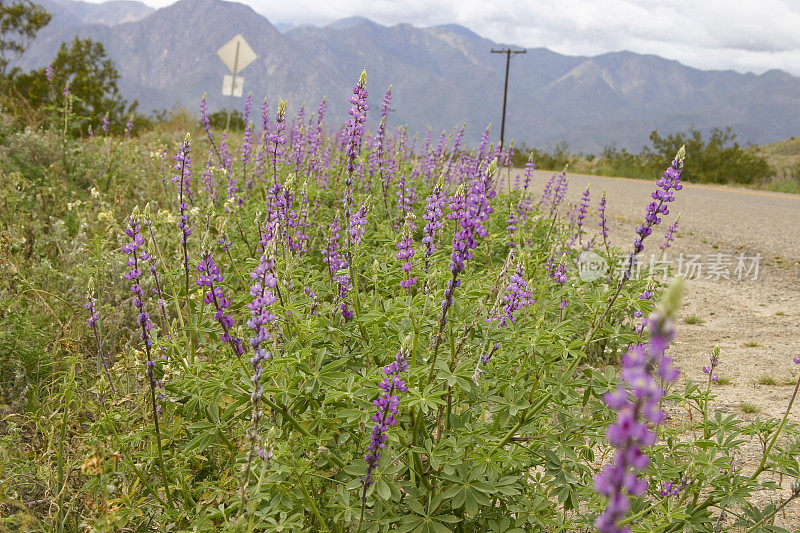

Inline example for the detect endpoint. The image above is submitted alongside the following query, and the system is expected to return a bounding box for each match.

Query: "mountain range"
[14,0,800,152]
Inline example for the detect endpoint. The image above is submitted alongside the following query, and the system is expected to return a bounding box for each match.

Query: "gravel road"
[534,170,800,263]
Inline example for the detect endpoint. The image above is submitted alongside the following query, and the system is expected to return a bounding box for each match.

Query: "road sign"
[222,75,244,97]
[217,35,256,74]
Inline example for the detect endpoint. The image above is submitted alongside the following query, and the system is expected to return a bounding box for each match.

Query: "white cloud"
[79,0,800,75]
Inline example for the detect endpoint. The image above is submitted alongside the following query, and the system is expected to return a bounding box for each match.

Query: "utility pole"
[491,48,526,148]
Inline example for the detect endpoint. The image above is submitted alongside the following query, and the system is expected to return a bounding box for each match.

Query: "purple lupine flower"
[123,212,157,384]
[142,211,170,329]
[101,113,109,134]
[497,266,534,328]
[660,216,680,252]
[362,352,409,492]
[515,153,535,191]
[546,255,569,309]
[349,202,369,247]
[304,285,319,316]
[85,291,117,395]
[473,126,491,174]
[239,251,278,505]
[702,349,720,382]
[245,252,278,457]
[506,207,518,247]
[633,289,654,335]
[345,70,370,178]
[516,156,536,222]
[372,86,392,208]
[197,251,244,356]
[396,216,417,289]
[267,100,287,185]
[430,129,451,178]
[422,177,446,258]
[613,148,686,286]
[595,299,681,533]
[85,297,100,328]
[267,176,297,247]
[539,171,557,209]
[45,64,53,84]
[123,211,169,422]
[243,91,253,125]
[502,141,514,169]
[440,160,497,325]
[200,93,212,136]
[599,191,610,247]
[306,97,327,180]
[633,148,685,256]
[396,173,416,222]
[480,343,500,366]
[550,166,569,212]
[123,215,151,345]
[660,481,681,497]
[419,129,445,187]
[260,97,270,132]
[473,342,501,382]
[125,119,133,138]
[218,232,233,252]
[199,93,226,173]
[443,125,465,183]
[172,135,193,292]
[241,120,254,169]
[569,186,591,247]
[323,216,353,320]
[420,127,432,159]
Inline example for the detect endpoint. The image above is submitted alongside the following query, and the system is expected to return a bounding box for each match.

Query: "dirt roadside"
[511,168,800,529]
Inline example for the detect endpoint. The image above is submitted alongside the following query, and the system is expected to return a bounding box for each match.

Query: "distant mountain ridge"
[13,0,800,151]
[38,0,154,26]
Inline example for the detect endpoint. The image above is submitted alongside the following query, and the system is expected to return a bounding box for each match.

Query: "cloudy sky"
[90,0,800,75]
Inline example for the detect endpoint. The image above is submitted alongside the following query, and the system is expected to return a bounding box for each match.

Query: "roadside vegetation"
[2,1,800,531]
[514,129,800,193]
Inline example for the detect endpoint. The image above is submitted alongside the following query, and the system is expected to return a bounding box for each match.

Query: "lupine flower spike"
[173,134,193,300]
[85,284,117,395]
[595,279,683,533]
[123,207,173,506]
[702,346,721,382]
[659,215,680,253]
[361,351,409,492]
[396,214,417,289]
[569,185,591,247]
[599,190,610,255]
[345,70,369,201]
[421,175,446,263]
[239,244,279,506]
[197,251,244,356]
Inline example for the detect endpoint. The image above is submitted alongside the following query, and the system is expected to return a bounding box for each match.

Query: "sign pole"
[225,40,241,132]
